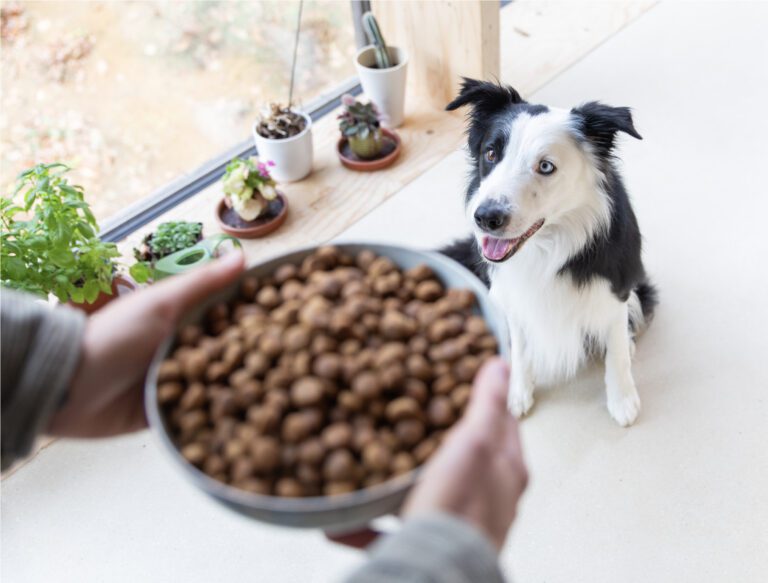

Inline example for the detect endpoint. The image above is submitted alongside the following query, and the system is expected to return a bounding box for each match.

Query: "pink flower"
[267,160,275,166]
[341,93,356,107]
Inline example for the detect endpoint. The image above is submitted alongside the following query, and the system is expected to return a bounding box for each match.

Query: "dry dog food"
[157,246,498,497]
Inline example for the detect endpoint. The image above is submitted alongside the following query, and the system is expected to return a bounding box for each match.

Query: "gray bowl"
[145,242,509,531]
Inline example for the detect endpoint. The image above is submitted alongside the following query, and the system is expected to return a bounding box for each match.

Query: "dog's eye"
[537,160,556,175]
[485,148,497,163]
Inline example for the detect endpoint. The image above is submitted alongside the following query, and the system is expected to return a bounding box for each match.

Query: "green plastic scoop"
[152,234,241,280]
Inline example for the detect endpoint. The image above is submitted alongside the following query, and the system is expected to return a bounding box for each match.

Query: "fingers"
[143,251,246,317]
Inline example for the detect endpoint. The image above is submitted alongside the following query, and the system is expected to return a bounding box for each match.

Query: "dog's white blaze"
[469,109,612,244]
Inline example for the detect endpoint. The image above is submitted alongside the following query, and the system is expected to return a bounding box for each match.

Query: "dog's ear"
[571,102,642,155]
[446,78,525,112]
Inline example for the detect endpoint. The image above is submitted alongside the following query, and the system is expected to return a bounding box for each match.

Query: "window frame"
[100,0,371,243]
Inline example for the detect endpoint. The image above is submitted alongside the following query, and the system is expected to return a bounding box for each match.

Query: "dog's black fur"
[440,79,657,323]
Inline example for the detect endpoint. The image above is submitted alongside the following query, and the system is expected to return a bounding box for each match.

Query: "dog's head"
[447,78,642,263]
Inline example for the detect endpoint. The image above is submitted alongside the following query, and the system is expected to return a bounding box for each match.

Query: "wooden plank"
[372,0,501,111]
[118,102,466,265]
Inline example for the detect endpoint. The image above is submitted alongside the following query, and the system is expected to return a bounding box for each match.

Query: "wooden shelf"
[118,103,466,264]
[117,1,655,266]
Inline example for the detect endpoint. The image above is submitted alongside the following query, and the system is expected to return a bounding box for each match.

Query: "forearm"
[344,512,505,583]
[1,289,86,470]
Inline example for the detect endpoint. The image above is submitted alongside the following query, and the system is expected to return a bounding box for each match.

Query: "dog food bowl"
[145,242,509,530]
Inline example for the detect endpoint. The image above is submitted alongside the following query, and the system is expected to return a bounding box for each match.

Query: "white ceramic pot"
[252,111,313,183]
[355,45,409,128]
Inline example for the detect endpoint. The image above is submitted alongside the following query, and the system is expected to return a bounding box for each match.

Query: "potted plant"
[130,220,203,283]
[1,163,132,314]
[252,103,313,183]
[215,157,288,239]
[355,12,409,128]
[337,94,401,171]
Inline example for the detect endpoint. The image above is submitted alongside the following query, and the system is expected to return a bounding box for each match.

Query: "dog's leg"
[507,321,535,417]
[605,302,641,426]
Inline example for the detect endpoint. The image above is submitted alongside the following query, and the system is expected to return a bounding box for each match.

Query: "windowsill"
[116,101,466,263]
[114,0,655,264]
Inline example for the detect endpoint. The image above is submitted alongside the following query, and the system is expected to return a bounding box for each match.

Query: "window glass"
[1,1,357,221]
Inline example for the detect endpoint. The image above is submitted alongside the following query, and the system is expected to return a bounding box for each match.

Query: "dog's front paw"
[607,389,641,427]
[508,382,535,418]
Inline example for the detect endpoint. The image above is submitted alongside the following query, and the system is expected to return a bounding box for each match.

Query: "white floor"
[3,3,768,582]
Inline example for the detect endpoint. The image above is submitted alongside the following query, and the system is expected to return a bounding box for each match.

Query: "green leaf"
[83,279,101,303]
[77,222,95,239]
[130,262,151,283]
[69,286,85,304]
[23,187,37,209]
[1,256,26,280]
[48,247,76,267]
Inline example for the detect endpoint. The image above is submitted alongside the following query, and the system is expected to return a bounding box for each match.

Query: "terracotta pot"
[337,128,401,171]
[216,193,289,239]
[68,274,137,315]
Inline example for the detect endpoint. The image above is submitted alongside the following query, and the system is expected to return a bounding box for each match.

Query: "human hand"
[402,358,528,551]
[47,251,245,438]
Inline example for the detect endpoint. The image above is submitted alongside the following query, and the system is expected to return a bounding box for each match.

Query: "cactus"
[338,94,384,160]
[362,11,392,69]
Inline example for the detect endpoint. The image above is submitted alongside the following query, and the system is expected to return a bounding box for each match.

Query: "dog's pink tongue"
[482,236,513,261]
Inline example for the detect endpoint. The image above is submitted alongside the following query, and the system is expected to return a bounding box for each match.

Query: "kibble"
[158,247,498,498]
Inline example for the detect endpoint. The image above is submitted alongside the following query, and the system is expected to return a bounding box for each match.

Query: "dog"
[441,78,656,426]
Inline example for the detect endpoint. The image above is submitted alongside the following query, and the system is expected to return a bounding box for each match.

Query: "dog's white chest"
[489,257,620,385]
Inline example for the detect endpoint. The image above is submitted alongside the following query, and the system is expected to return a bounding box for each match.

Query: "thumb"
[143,251,246,317]
[464,357,511,434]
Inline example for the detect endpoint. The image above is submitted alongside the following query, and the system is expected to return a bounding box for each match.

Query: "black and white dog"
[442,79,656,426]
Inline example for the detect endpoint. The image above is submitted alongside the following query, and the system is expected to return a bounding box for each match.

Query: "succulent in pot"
[216,157,288,239]
[338,94,384,160]
[255,103,307,140]
[222,157,278,220]
[252,103,313,183]
[1,163,129,312]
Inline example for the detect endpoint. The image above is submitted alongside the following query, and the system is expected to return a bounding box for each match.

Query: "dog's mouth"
[480,219,545,262]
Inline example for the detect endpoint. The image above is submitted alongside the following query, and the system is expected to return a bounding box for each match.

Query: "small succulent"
[222,157,278,222]
[255,103,307,139]
[338,95,384,160]
[147,221,203,257]
[132,220,203,282]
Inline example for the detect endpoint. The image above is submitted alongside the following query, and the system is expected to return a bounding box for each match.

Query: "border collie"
[442,79,656,426]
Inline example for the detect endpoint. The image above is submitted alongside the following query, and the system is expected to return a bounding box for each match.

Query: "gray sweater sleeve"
[1,289,86,471]
[344,512,506,583]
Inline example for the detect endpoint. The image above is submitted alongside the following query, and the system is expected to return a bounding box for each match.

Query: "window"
[1,1,359,225]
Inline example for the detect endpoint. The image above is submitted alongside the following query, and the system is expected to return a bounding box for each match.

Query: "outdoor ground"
[2,2,767,582]
[0,1,354,221]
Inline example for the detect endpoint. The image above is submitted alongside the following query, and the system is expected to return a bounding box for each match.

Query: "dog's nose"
[474,203,509,231]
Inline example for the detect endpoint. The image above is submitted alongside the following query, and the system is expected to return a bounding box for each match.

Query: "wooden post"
[370,0,500,111]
